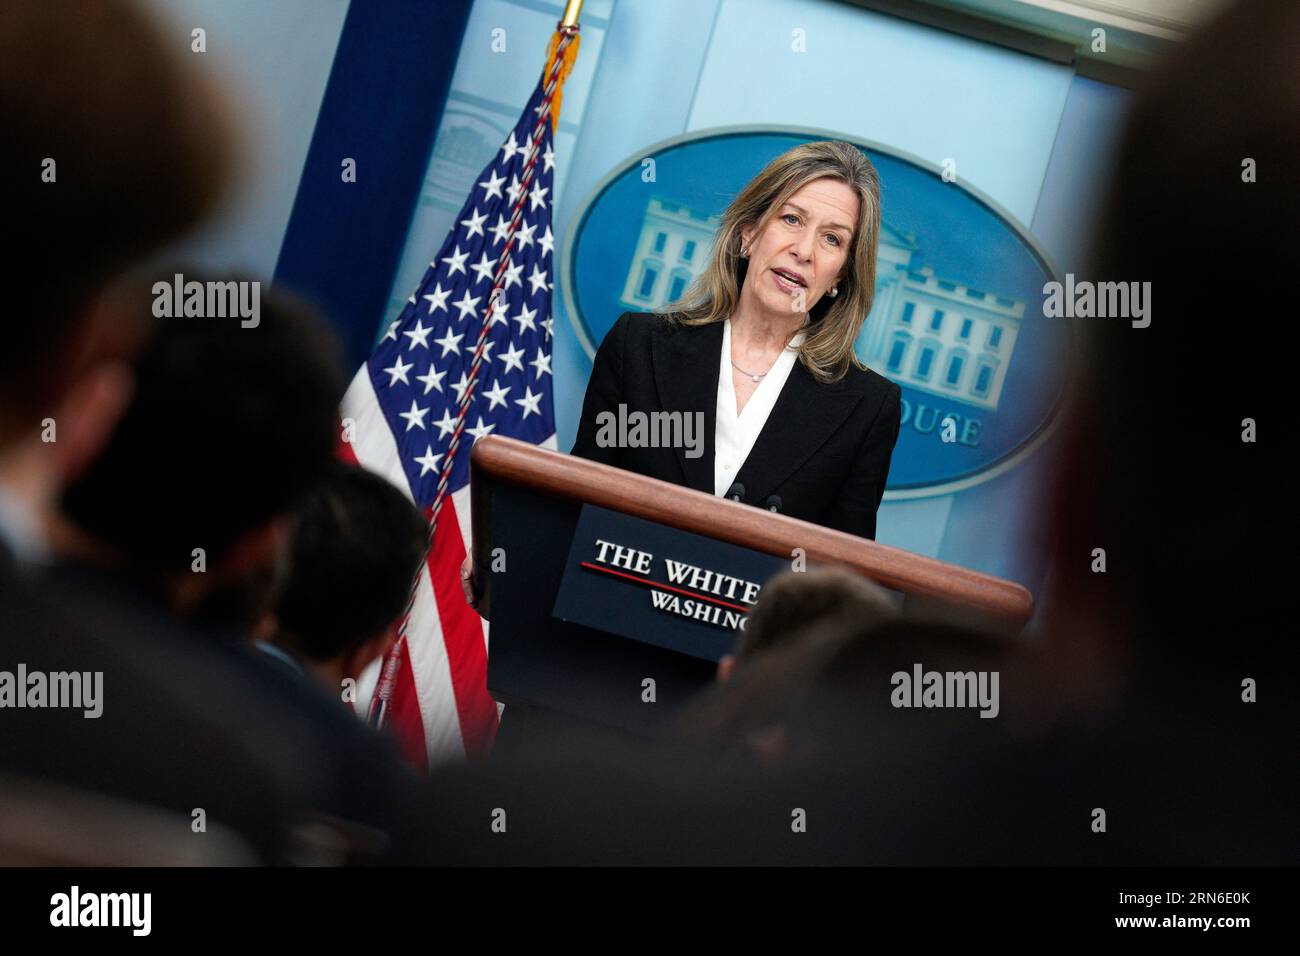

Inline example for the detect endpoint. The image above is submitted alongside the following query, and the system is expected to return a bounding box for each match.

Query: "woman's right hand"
[460,554,480,609]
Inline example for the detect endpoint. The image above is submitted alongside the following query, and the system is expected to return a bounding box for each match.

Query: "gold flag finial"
[560,0,584,28]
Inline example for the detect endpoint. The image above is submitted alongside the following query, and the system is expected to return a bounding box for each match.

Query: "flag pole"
[561,0,584,28]
[368,3,585,744]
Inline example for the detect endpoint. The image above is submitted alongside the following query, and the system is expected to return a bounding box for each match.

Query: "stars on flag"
[512,303,537,335]
[382,355,413,386]
[481,380,511,411]
[399,399,429,432]
[422,283,451,315]
[414,446,443,476]
[497,341,526,374]
[529,349,552,379]
[515,385,543,419]
[364,78,559,503]
[478,170,505,201]
[469,252,496,286]
[434,327,463,357]
[441,246,469,277]
[416,365,445,395]
[460,208,488,239]
[403,320,432,351]
[452,290,481,322]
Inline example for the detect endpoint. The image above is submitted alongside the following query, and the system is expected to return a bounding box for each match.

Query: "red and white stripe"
[341,368,556,767]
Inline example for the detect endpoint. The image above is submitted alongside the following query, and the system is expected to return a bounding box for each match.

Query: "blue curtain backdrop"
[275,0,475,369]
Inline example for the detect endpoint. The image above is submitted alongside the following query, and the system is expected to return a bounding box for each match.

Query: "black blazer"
[571,312,902,539]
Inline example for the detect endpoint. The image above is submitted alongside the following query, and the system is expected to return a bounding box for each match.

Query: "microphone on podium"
[761,494,783,514]
[724,481,745,502]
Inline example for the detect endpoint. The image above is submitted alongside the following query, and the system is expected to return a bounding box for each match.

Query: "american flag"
[340,28,577,767]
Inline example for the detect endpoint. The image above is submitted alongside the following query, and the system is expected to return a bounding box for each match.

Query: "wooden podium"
[469,436,1033,739]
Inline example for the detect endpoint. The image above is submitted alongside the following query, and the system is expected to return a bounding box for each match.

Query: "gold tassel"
[541,29,581,133]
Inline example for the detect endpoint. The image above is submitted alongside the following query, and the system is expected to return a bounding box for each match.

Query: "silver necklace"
[730,318,802,382]
[731,359,771,383]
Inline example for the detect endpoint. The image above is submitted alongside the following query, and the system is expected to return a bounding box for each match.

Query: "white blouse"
[714,319,807,497]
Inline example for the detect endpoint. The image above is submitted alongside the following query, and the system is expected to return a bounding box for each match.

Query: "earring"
[829,285,839,298]
[740,245,750,258]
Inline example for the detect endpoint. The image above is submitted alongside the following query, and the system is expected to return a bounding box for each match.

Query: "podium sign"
[552,505,788,663]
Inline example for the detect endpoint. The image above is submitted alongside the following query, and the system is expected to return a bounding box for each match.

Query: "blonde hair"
[666,140,882,383]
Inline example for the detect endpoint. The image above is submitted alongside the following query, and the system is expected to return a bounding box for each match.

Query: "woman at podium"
[572,140,902,540]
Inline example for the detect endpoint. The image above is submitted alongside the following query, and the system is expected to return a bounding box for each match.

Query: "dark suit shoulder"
[606,311,658,329]
[804,357,896,403]
[838,362,901,405]
[613,310,681,342]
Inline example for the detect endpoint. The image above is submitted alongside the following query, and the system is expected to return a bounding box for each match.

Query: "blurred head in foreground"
[57,280,345,616]
[0,0,236,544]
[1043,0,1298,690]
[717,566,897,682]
[265,463,428,698]
[679,567,899,766]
